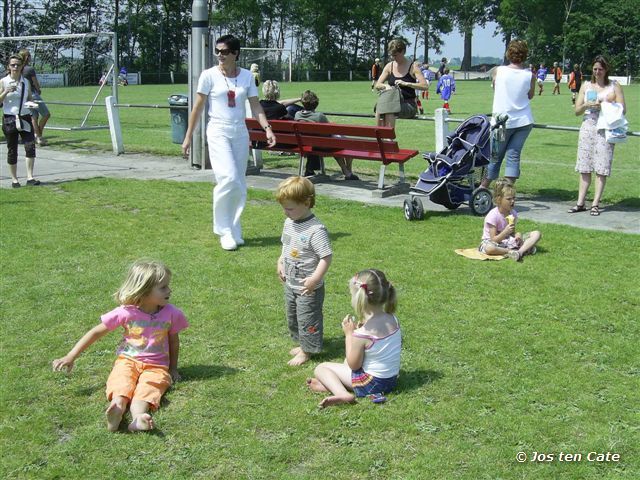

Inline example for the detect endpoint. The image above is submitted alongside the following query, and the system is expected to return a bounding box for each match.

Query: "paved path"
[1,145,638,234]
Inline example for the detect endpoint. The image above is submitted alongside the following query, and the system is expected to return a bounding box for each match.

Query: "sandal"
[568,204,586,213]
[590,205,601,216]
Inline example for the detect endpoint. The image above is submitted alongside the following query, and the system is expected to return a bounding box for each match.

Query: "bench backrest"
[245,118,402,154]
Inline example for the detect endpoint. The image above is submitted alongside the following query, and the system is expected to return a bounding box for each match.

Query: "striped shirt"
[281,214,332,291]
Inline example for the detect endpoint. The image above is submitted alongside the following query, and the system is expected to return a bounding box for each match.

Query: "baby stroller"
[403,114,505,220]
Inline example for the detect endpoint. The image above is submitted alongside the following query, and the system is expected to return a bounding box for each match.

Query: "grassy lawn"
[10,80,639,205]
[1,179,639,479]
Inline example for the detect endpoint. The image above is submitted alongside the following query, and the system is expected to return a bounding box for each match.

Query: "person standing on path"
[182,34,276,251]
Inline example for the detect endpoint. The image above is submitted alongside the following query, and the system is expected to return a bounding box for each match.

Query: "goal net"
[0,33,117,130]
[238,47,293,83]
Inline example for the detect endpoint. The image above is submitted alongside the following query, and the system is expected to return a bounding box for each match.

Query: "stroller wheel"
[412,198,425,220]
[470,187,493,216]
[403,199,415,221]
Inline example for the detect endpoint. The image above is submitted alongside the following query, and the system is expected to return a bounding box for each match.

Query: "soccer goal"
[0,32,118,131]
[239,47,293,83]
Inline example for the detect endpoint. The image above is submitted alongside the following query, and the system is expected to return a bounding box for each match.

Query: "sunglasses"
[214,48,233,56]
[9,64,21,68]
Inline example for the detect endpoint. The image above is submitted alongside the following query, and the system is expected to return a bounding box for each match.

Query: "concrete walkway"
[1,145,638,234]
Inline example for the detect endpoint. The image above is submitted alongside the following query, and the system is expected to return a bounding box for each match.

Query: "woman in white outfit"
[182,35,276,251]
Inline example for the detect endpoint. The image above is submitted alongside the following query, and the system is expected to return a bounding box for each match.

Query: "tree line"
[4,0,638,76]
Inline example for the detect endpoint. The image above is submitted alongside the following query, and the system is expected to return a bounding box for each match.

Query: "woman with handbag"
[374,39,428,128]
[0,54,39,188]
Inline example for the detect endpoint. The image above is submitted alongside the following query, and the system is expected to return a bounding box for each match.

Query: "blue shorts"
[351,368,398,397]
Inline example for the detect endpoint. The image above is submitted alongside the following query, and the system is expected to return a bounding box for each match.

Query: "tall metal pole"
[190,0,208,168]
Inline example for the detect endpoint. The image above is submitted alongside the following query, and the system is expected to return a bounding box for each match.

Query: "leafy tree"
[402,0,453,63]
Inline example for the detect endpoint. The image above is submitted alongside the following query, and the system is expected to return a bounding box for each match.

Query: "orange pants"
[105,355,171,410]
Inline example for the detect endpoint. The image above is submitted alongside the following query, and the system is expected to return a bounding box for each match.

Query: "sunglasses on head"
[214,48,233,56]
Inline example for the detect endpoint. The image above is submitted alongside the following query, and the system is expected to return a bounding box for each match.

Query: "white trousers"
[206,121,249,239]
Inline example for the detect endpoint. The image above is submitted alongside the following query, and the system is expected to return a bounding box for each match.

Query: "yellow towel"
[455,248,506,261]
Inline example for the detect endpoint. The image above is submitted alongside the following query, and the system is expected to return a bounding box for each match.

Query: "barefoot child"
[479,179,541,261]
[276,176,332,366]
[52,260,188,432]
[308,269,401,408]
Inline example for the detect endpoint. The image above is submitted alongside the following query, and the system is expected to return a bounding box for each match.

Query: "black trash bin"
[168,94,188,144]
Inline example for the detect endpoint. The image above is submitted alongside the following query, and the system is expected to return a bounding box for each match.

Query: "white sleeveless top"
[492,66,534,129]
[353,316,401,378]
[1,76,30,116]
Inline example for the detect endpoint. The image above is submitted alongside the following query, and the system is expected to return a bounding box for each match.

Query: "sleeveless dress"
[387,62,418,119]
[575,82,616,176]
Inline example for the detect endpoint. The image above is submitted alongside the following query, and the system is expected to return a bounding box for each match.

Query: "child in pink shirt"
[53,260,188,432]
[479,179,541,261]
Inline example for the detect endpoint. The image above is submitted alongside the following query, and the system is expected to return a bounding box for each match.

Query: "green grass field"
[1,178,639,479]
[1,80,639,478]
[18,80,640,205]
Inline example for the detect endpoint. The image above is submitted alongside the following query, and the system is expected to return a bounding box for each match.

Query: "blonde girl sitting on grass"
[479,179,541,261]
[52,260,188,432]
[307,269,401,408]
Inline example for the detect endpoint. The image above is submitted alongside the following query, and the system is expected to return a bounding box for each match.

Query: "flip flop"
[568,204,586,213]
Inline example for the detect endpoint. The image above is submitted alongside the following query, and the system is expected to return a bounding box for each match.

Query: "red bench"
[246,118,418,195]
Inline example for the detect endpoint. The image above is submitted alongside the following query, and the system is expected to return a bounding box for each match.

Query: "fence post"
[105,95,124,155]
[306,70,309,81]
[435,108,449,152]
[328,70,331,81]
[349,70,353,81]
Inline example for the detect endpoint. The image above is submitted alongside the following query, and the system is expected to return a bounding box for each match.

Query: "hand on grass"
[52,356,75,373]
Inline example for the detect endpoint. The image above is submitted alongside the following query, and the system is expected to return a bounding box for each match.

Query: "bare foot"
[289,346,302,356]
[319,394,356,409]
[287,351,310,366]
[105,401,125,432]
[306,377,329,393]
[128,413,154,432]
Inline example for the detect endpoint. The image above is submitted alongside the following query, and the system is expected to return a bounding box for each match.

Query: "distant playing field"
[17,81,640,204]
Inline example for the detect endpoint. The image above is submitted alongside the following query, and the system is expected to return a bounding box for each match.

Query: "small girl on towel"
[479,179,541,261]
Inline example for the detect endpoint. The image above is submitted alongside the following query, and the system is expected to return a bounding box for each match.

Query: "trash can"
[168,94,188,144]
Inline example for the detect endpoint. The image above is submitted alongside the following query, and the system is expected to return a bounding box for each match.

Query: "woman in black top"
[374,39,428,128]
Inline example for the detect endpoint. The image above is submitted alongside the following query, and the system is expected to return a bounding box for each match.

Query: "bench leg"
[377,164,386,189]
[398,163,405,184]
[298,155,305,176]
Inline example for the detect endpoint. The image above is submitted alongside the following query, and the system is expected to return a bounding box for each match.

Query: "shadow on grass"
[312,336,348,362]
[397,368,443,392]
[179,364,238,381]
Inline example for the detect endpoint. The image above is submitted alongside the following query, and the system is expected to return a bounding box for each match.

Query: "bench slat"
[248,130,401,154]
[246,118,397,139]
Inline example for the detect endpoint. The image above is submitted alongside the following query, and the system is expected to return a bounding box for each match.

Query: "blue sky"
[423,22,506,61]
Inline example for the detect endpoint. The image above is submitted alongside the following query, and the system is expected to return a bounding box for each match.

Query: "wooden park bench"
[246,118,419,196]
